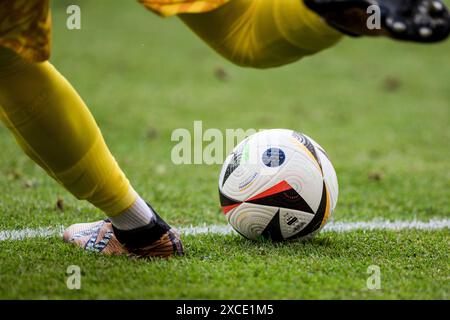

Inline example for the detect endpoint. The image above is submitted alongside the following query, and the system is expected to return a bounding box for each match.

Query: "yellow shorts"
[0,0,228,62]
[0,0,51,62]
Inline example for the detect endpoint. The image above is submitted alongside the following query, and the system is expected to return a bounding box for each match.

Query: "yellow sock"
[0,48,135,217]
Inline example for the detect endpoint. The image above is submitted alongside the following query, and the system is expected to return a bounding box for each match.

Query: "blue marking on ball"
[262,148,285,167]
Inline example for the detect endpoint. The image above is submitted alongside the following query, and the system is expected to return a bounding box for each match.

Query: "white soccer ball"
[218,129,338,241]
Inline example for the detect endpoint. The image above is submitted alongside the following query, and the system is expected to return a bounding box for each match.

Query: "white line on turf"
[0,219,448,241]
[0,226,65,242]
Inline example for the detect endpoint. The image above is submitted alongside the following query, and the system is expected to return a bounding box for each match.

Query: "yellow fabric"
[0,0,230,62]
[0,49,135,216]
[139,0,230,16]
[0,0,51,62]
[1,0,342,68]
[178,0,343,68]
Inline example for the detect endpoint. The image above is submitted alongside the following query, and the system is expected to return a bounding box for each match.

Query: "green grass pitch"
[0,0,448,299]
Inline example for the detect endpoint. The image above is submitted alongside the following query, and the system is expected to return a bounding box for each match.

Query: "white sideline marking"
[180,219,450,235]
[0,226,65,242]
[0,219,448,241]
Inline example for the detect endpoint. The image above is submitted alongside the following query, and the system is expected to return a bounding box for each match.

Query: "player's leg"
[0,48,183,258]
[141,0,342,68]
[178,0,343,68]
[303,0,450,42]
[142,0,449,69]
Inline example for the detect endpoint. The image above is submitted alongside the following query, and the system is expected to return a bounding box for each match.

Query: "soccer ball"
[218,129,338,241]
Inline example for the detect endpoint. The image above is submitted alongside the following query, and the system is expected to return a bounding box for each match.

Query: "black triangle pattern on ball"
[219,188,242,207]
[288,181,327,240]
[261,209,284,241]
[222,153,241,187]
[246,187,315,214]
[222,139,249,187]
